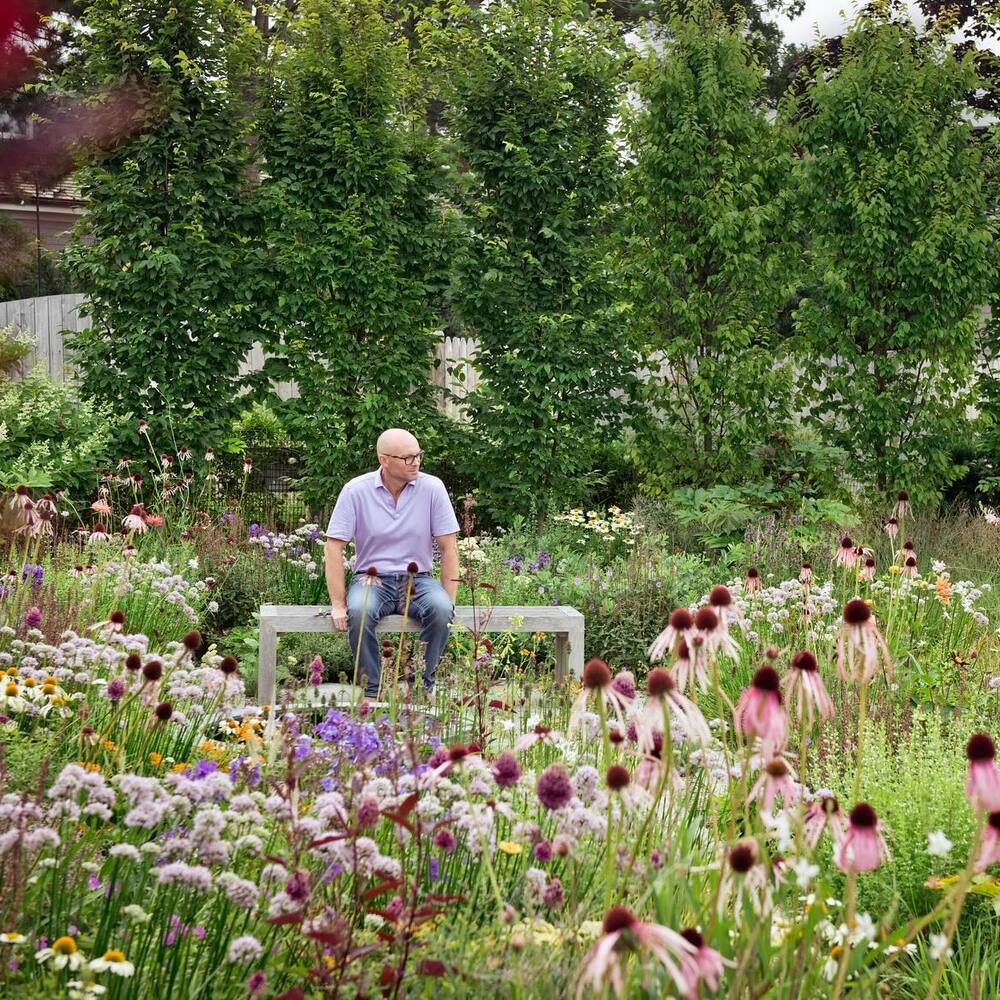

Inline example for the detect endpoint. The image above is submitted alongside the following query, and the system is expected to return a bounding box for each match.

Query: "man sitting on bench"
[324,428,460,700]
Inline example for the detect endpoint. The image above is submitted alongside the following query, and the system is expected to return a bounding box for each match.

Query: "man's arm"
[435,533,459,604]
[325,538,348,630]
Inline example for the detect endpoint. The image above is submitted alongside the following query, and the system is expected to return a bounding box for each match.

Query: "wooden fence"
[1,294,479,419]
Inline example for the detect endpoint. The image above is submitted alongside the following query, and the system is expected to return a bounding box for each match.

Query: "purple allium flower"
[247,970,267,996]
[428,857,439,882]
[534,840,553,863]
[24,606,42,629]
[491,751,522,789]
[536,764,573,811]
[433,829,456,852]
[542,878,564,909]
[357,797,380,828]
[284,869,310,904]
[227,935,262,964]
[87,875,102,891]
[105,677,126,702]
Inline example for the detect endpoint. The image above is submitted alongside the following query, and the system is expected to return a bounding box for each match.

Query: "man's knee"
[421,592,454,628]
[347,589,381,626]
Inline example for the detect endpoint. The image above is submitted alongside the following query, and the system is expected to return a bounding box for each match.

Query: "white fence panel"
[1,295,480,415]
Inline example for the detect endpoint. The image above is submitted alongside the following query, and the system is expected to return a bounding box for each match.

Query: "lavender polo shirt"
[325,470,460,575]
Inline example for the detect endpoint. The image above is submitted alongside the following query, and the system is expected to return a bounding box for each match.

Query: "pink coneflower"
[137,419,149,434]
[160,454,173,469]
[836,599,891,684]
[242,458,253,474]
[695,604,738,662]
[748,755,799,813]
[884,517,898,540]
[743,568,762,593]
[897,540,915,564]
[708,585,747,638]
[974,812,1000,872]
[359,566,382,588]
[733,667,788,751]
[799,562,812,585]
[678,928,731,994]
[719,839,775,919]
[575,906,696,1000]
[901,555,918,578]
[859,556,876,582]
[569,658,634,735]
[672,639,700,694]
[648,608,694,663]
[8,485,31,511]
[537,764,574,811]
[178,446,191,462]
[122,544,137,558]
[611,671,637,703]
[515,723,562,752]
[783,650,834,726]
[892,490,911,520]
[144,513,164,527]
[122,504,148,533]
[835,803,891,873]
[637,667,711,753]
[966,734,1000,813]
[804,794,847,849]
[90,498,111,515]
[36,494,56,514]
[204,448,215,462]
[835,536,857,569]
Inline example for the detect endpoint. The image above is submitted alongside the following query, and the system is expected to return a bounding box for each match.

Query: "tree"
[63,0,261,456]
[448,0,636,526]
[787,11,998,498]
[255,0,456,505]
[621,2,799,493]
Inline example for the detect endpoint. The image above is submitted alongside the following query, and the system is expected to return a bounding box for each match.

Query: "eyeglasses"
[383,451,425,467]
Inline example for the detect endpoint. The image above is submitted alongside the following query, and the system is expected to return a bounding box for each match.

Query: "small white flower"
[121,904,150,923]
[188,558,199,570]
[791,857,820,889]
[926,830,953,859]
[929,932,953,962]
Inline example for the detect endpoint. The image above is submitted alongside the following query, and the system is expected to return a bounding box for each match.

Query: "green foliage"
[621,2,799,491]
[229,403,294,450]
[255,0,455,509]
[786,12,998,500]
[448,0,637,526]
[0,368,122,493]
[63,0,262,456]
[0,324,34,378]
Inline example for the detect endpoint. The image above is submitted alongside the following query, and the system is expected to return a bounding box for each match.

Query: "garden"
[4,0,1000,997]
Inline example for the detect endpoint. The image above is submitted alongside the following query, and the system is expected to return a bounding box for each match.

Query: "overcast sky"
[773,1,922,46]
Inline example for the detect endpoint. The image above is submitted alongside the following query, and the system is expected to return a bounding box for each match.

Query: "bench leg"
[568,624,584,679]
[555,632,569,684]
[258,621,278,708]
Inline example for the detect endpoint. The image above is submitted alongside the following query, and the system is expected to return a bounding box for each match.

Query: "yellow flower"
[4,683,17,697]
[102,740,118,753]
[888,565,901,575]
[4,666,16,676]
[497,841,522,855]
[42,683,56,696]
[170,762,188,773]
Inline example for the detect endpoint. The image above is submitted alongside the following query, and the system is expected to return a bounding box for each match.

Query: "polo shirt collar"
[375,469,417,493]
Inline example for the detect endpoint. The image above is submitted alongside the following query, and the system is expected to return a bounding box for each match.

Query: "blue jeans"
[346,572,454,697]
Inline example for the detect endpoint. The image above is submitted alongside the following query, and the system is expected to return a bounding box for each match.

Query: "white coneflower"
[648,608,695,663]
[744,567,762,594]
[901,555,918,578]
[834,536,857,569]
[178,446,191,461]
[892,490,911,520]
[205,447,215,462]
[8,484,31,512]
[88,523,110,545]
[859,556,876,582]
[160,454,173,469]
[243,458,253,474]
[122,505,148,534]
[836,599,891,684]
[799,562,812,585]
[883,517,898,540]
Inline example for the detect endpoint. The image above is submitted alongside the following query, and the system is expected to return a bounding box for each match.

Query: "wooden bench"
[257,604,585,707]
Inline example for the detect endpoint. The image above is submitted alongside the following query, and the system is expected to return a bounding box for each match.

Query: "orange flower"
[935,575,952,606]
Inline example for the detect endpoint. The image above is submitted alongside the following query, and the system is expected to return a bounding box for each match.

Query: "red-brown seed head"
[694,607,718,632]
[125,653,142,672]
[791,650,818,672]
[849,803,877,829]
[708,586,732,608]
[842,599,871,626]
[109,610,125,626]
[582,658,612,689]
[182,630,202,651]
[752,666,781,692]
[728,841,757,873]
[840,536,853,550]
[602,905,637,935]
[646,668,675,698]
[668,607,694,630]
[967,733,996,763]
[219,656,239,675]
[605,764,631,791]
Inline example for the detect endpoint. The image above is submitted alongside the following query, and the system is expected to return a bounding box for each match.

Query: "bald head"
[377,428,419,456]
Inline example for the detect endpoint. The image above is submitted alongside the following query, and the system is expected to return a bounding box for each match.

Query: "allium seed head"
[154,701,173,721]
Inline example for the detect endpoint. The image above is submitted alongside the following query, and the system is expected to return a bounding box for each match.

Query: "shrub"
[0,368,122,494]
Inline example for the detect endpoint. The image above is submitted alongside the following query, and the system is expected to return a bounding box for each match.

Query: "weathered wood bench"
[257,604,585,707]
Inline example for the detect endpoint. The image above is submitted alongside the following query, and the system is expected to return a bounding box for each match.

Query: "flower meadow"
[3,491,1000,998]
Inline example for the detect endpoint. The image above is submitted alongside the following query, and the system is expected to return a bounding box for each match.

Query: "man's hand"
[330,602,348,632]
